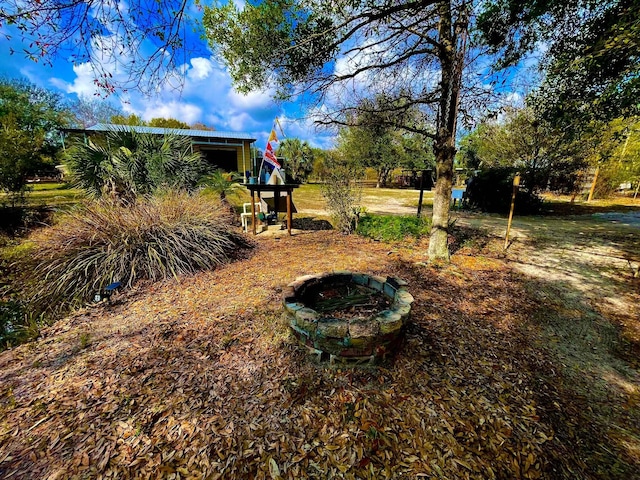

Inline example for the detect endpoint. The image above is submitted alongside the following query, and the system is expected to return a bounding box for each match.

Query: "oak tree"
[204,0,471,260]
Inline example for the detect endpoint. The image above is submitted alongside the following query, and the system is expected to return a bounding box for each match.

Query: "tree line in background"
[457,107,640,212]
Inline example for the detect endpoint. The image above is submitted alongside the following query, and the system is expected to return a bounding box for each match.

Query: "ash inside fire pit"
[282,271,414,365]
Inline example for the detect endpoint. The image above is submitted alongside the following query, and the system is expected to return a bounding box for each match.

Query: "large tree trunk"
[428,1,468,261]
[429,140,455,260]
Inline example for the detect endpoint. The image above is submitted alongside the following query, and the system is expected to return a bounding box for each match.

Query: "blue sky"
[0,1,536,150]
[0,7,334,150]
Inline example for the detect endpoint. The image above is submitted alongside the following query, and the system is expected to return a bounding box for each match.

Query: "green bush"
[465,167,543,214]
[321,155,364,234]
[356,214,431,242]
[0,300,27,349]
[28,191,253,312]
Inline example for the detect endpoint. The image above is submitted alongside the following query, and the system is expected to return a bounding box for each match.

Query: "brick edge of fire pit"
[282,271,414,365]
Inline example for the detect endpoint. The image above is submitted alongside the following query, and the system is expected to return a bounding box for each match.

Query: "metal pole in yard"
[417,170,426,219]
[504,173,521,250]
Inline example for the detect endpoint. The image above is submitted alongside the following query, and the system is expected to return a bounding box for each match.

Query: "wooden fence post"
[504,174,521,250]
[587,167,599,202]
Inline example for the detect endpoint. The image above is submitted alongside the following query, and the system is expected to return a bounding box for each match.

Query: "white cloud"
[65,62,101,97]
[187,57,214,81]
[138,101,203,125]
[228,88,275,110]
[503,92,524,107]
[43,31,335,146]
[227,112,256,131]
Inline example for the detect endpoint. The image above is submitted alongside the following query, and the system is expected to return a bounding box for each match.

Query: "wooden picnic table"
[245,184,299,235]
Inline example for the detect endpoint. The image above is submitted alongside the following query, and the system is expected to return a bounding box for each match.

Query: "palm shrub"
[67,127,204,201]
[200,168,244,201]
[199,169,246,221]
[28,191,253,312]
[277,138,313,183]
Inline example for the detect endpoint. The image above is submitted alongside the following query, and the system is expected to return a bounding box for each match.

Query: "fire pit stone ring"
[282,271,414,365]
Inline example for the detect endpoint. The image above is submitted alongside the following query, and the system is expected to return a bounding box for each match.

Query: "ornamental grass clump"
[29,191,253,312]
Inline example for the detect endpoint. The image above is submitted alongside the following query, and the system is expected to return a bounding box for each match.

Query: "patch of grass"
[78,332,91,350]
[291,183,326,211]
[23,183,85,207]
[356,214,431,242]
[0,240,42,350]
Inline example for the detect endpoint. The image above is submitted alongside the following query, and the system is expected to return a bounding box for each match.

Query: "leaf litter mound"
[1,230,638,479]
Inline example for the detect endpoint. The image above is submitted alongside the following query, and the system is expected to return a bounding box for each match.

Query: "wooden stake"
[504,174,520,250]
[587,167,599,202]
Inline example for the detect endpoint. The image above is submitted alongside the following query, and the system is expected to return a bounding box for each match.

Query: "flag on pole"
[263,141,281,169]
[258,120,283,182]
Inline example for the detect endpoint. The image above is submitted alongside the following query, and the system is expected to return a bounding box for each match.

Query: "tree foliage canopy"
[478,0,640,126]
[109,114,190,129]
[458,107,580,192]
[0,78,69,201]
[66,97,122,128]
[204,0,470,138]
[336,96,434,187]
[277,138,314,183]
[148,118,191,129]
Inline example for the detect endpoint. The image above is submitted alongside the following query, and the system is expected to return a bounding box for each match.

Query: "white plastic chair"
[241,202,263,232]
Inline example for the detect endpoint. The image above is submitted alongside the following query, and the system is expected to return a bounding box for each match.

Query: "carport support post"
[287,191,292,235]
[242,141,247,183]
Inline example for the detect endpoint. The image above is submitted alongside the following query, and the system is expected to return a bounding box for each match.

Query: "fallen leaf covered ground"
[1,229,638,479]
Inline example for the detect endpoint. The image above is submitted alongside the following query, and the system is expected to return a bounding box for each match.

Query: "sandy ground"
[294,201,640,328]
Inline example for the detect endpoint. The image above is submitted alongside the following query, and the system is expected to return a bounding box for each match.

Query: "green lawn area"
[227,183,434,215]
[0,182,87,207]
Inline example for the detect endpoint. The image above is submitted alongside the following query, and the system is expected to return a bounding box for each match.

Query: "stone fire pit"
[282,271,414,365]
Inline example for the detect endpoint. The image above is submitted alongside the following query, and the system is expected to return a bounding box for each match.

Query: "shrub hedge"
[465,168,543,214]
[356,214,431,242]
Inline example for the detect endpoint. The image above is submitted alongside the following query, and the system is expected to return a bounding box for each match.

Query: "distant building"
[63,123,257,179]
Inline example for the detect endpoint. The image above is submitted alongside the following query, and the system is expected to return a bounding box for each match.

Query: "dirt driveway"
[298,196,640,345]
[452,210,639,310]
